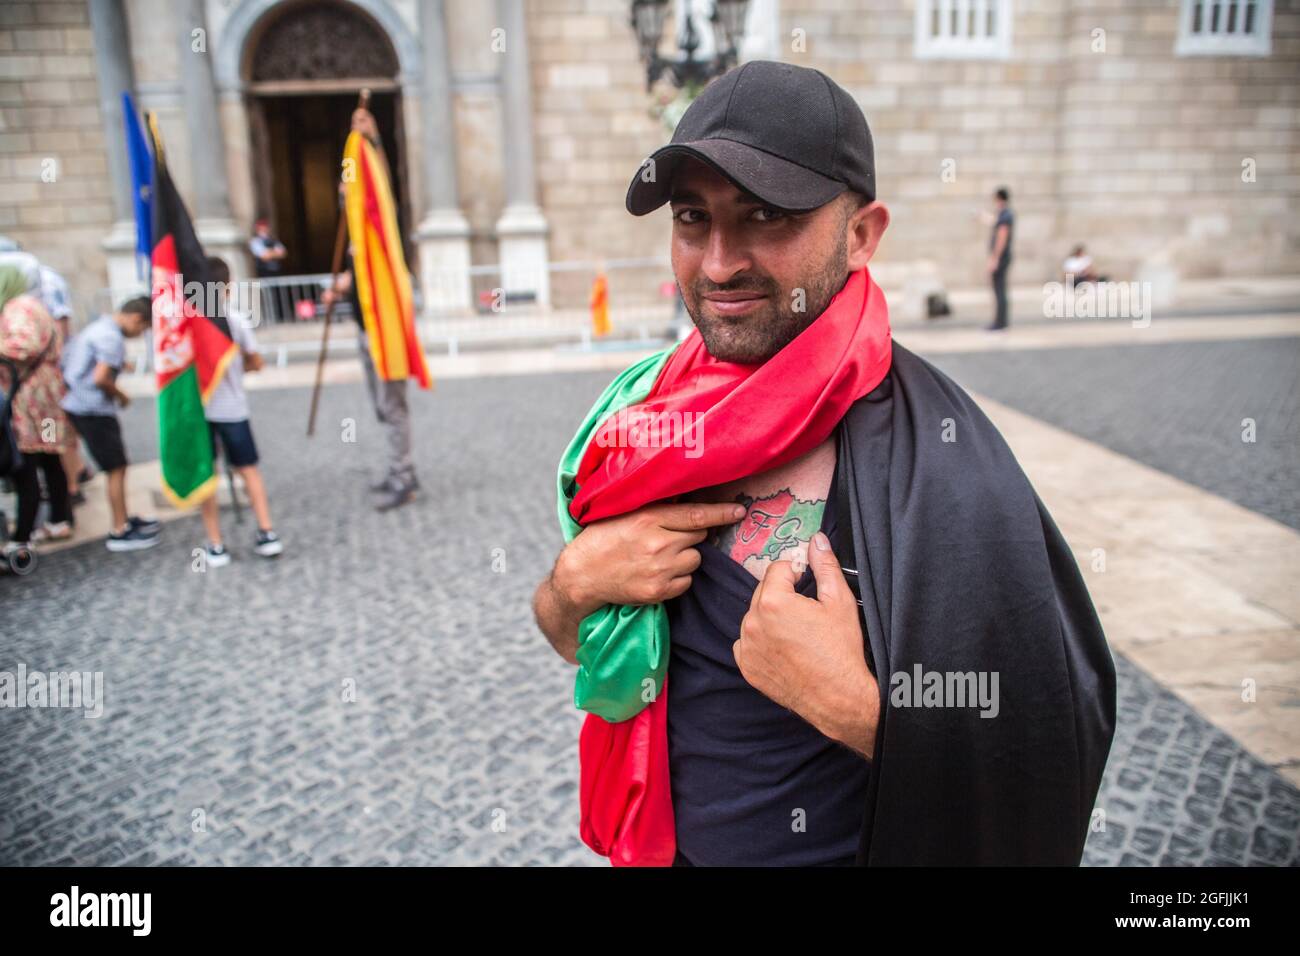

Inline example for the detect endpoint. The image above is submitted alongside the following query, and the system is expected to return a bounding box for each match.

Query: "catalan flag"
[342,131,431,389]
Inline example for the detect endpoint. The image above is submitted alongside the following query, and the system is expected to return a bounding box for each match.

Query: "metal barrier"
[421,256,681,355]
[89,257,684,370]
[256,273,338,325]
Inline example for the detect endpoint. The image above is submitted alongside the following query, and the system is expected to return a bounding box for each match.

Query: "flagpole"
[306,88,370,438]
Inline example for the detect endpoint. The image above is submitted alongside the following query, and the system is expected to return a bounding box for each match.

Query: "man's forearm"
[808,665,879,760]
[532,557,593,666]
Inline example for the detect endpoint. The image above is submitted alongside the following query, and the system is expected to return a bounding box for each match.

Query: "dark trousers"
[12,451,70,543]
[991,263,1010,328]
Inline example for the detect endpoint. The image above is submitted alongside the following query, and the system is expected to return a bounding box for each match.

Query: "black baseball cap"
[625,60,875,216]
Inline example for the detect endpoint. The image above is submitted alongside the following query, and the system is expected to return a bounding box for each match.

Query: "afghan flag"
[146,114,237,507]
[556,267,893,865]
[342,131,431,389]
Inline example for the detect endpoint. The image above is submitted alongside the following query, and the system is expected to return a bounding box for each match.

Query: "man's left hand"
[734,531,880,758]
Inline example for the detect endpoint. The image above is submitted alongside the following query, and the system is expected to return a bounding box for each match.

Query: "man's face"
[668,160,855,364]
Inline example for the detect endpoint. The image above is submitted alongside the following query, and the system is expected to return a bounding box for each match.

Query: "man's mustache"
[693,277,775,296]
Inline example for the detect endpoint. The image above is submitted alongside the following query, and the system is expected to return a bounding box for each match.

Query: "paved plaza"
[1,330,1298,866]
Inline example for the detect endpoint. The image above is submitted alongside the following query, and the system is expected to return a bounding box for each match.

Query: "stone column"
[415,0,473,315]
[90,0,145,302]
[493,0,550,307]
[177,0,247,283]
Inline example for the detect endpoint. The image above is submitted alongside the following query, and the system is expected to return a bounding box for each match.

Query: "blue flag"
[122,91,153,280]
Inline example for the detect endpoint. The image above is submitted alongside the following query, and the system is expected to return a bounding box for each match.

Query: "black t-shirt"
[665,453,870,866]
[989,207,1014,267]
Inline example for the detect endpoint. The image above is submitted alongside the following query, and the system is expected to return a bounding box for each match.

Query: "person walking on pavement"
[986,186,1014,331]
[322,106,421,512]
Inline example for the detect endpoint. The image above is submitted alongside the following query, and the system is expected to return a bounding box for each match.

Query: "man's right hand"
[534,501,745,664]
[557,500,746,613]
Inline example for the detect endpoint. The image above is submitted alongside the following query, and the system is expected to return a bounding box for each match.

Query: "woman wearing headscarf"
[0,261,73,550]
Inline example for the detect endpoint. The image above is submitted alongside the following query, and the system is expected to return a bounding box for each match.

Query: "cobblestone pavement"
[921,335,1300,530]
[2,346,1297,865]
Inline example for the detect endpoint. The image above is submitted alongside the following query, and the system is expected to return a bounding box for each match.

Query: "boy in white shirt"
[200,257,282,565]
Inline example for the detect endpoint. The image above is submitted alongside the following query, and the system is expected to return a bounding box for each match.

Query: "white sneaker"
[205,543,231,568]
[254,529,283,557]
[31,521,72,543]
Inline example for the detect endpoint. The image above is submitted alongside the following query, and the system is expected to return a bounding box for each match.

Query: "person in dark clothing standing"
[986,186,1014,331]
[248,219,287,279]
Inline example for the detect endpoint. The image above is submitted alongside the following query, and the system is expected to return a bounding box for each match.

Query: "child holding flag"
[198,256,282,566]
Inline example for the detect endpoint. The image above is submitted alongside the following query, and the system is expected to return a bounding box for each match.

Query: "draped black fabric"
[836,343,1116,865]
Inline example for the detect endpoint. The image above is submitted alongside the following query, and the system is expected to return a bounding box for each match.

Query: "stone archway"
[213,0,422,92]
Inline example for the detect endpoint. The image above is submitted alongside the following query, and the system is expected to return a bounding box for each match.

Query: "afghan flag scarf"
[556,266,893,865]
[146,115,237,508]
[342,131,432,389]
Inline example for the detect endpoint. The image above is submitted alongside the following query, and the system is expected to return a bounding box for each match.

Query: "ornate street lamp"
[630,0,751,92]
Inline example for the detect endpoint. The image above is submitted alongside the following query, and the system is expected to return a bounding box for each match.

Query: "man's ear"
[846,201,890,272]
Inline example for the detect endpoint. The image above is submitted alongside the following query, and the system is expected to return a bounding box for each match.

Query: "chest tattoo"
[713,487,828,571]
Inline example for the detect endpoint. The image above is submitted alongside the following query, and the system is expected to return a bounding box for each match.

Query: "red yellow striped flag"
[342,131,432,389]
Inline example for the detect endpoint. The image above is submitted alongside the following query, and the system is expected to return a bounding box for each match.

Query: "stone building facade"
[1,0,1297,321]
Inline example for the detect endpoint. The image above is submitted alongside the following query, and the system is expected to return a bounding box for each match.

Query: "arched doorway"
[242,0,411,274]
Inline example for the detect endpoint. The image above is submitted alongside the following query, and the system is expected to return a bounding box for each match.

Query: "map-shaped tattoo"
[720,488,826,565]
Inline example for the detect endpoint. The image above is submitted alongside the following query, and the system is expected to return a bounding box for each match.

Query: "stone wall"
[0,0,115,316]
[2,0,1295,319]
[524,0,678,309]
[525,0,1300,293]
[1057,0,1300,283]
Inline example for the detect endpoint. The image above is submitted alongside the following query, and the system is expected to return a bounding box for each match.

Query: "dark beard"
[683,233,849,364]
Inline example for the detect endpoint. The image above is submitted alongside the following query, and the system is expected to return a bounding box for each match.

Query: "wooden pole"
[306,88,370,437]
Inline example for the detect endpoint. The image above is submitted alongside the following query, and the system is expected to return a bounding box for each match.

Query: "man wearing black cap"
[534,61,1115,867]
